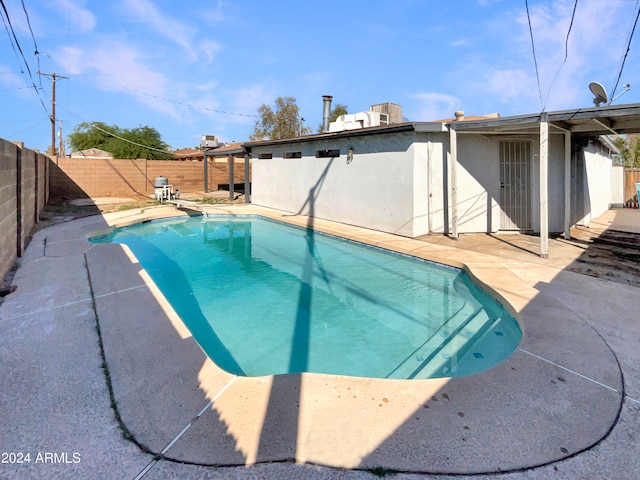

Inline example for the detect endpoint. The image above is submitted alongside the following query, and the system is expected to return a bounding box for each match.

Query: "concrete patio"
[0,204,638,479]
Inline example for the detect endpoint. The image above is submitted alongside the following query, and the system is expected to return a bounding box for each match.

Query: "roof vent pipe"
[322,95,333,132]
[454,110,465,121]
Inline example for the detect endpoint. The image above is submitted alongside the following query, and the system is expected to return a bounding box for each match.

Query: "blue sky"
[2,0,640,153]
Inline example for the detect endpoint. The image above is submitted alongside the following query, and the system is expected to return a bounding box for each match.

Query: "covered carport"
[449,103,640,257]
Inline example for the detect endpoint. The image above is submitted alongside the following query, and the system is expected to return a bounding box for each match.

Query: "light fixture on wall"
[347,147,354,164]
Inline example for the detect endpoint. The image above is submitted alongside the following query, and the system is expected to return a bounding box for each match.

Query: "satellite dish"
[589,82,609,107]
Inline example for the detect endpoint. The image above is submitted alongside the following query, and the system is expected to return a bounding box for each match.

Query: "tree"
[67,122,172,159]
[250,96,311,141]
[317,103,348,132]
[613,134,640,167]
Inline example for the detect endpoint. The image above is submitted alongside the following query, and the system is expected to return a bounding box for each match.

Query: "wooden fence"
[624,168,640,207]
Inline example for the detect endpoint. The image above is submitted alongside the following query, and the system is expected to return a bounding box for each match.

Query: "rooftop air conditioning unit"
[200,135,219,148]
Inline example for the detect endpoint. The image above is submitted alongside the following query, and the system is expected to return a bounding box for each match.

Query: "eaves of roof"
[242,122,447,150]
[203,142,246,156]
[451,103,640,136]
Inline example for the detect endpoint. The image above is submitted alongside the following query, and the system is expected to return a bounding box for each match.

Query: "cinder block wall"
[0,140,18,282]
[0,139,49,283]
[50,157,250,199]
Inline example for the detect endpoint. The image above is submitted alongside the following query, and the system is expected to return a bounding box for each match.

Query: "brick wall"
[50,156,250,199]
[0,139,49,283]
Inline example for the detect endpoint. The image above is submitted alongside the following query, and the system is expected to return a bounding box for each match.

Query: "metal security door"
[499,141,532,230]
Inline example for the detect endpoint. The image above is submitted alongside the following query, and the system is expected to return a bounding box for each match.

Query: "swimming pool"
[91,215,521,379]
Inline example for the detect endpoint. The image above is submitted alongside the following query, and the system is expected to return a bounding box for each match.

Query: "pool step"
[386,301,499,379]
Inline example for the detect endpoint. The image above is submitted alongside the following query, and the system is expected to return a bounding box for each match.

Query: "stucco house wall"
[251,132,428,237]
[248,123,616,239]
[454,135,501,234]
[580,142,614,224]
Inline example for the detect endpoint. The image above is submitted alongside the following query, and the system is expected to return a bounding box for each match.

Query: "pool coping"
[1,203,631,478]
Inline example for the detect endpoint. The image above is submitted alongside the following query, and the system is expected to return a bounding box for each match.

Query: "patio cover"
[448,103,640,257]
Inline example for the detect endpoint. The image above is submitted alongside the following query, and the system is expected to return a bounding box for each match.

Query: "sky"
[1,0,640,154]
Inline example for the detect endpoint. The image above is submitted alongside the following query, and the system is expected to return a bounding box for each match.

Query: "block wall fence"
[1,142,250,283]
[0,139,49,284]
[49,156,249,198]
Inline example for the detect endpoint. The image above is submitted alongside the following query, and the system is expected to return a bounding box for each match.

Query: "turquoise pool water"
[91,216,521,379]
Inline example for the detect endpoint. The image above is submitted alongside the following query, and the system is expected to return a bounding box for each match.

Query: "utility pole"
[58,120,65,158]
[37,72,68,160]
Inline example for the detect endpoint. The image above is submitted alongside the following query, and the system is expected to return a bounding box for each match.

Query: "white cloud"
[406,93,462,121]
[197,39,224,64]
[0,64,26,88]
[202,0,226,22]
[512,0,629,110]
[119,0,197,55]
[51,0,96,33]
[58,40,180,119]
[118,0,223,63]
[59,46,84,75]
[485,69,539,104]
[228,85,273,122]
[457,0,634,115]
[451,39,472,47]
[194,80,219,92]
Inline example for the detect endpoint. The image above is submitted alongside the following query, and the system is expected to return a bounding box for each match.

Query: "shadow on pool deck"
[0,204,638,479]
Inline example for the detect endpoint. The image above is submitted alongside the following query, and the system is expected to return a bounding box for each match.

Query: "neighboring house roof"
[436,113,501,122]
[173,148,204,160]
[174,143,248,159]
[204,142,246,156]
[70,148,113,158]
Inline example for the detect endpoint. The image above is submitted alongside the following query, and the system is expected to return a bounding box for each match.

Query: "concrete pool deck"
[1,204,639,479]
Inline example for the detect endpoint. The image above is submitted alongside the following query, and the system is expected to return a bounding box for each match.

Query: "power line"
[611,1,640,100]
[543,0,578,110]
[0,0,49,116]
[20,0,42,87]
[117,85,259,118]
[55,102,177,156]
[525,0,544,111]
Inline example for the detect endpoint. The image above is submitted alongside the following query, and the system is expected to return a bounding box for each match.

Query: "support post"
[203,151,209,193]
[564,131,571,240]
[539,113,549,258]
[450,124,458,239]
[228,154,234,200]
[244,151,251,203]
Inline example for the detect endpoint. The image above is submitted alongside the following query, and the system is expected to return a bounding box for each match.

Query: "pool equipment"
[154,175,175,201]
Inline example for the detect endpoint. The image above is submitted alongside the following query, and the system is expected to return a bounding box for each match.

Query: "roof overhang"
[203,146,246,156]
[451,103,640,136]
[242,122,447,151]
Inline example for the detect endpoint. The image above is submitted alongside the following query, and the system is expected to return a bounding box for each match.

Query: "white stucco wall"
[422,134,449,234]
[454,136,501,233]
[579,143,613,224]
[545,134,568,233]
[610,165,624,207]
[250,128,614,238]
[251,132,429,237]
